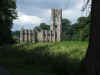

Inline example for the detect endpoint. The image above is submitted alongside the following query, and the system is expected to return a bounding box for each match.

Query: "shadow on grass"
[0,43,82,75]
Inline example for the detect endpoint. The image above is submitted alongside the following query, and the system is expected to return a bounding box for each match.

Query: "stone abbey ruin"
[19,8,62,43]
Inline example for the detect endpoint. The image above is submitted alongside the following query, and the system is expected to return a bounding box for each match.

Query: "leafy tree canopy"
[0,0,17,45]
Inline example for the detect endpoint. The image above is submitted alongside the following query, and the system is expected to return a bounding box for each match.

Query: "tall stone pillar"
[47,31,50,42]
[27,30,29,42]
[50,30,56,42]
[49,31,52,42]
[28,30,31,42]
[31,29,35,43]
[30,30,32,43]
[42,30,45,42]
[44,30,48,42]
[20,29,24,43]
[24,30,28,42]
[50,30,54,42]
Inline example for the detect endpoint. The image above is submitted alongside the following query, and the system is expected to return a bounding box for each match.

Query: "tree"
[0,0,17,45]
[80,14,91,41]
[70,15,90,41]
[77,0,98,75]
[82,0,90,12]
[34,26,41,32]
[77,16,90,41]
[40,23,50,30]
[12,30,20,42]
[77,17,87,27]
[71,23,81,41]
[62,18,72,41]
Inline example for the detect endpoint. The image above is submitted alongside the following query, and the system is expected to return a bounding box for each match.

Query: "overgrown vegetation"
[61,14,90,41]
[0,0,17,45]
[0,41,88,75]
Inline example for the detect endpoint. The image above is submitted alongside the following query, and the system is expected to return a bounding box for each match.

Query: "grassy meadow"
[0,41,88,75]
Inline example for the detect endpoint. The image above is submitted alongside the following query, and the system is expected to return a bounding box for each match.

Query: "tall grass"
[0,41,88,75]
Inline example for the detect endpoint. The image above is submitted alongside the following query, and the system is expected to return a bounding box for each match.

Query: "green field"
[0,41,88,75]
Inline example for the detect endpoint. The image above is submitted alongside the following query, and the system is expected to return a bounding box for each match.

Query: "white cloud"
[14,12,43,26]
[12,11,44,31]
[62,0,89,24]
[62,8,82,24]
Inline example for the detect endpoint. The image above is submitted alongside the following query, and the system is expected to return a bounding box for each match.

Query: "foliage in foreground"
[0,41,88,75]
[0,0,17,45]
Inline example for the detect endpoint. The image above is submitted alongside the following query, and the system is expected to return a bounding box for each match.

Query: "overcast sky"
[12,0,90,31]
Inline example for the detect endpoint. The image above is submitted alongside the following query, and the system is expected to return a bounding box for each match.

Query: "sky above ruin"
[12,0,90,31]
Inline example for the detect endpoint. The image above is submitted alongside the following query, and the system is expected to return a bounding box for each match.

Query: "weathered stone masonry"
[19,8,62,43]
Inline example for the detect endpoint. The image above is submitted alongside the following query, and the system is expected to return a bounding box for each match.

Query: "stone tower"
[51,8,62,42]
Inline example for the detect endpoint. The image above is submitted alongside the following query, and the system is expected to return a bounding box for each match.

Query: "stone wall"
[19,29,35,43]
